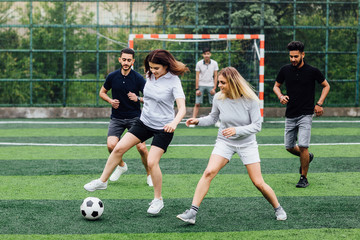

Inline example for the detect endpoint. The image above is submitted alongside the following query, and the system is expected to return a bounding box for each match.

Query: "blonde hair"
[217,67,259,101]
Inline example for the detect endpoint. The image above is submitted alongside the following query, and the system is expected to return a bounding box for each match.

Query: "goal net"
[128,34,265,119]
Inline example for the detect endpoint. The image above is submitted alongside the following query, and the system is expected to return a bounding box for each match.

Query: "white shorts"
[211,140,261,165]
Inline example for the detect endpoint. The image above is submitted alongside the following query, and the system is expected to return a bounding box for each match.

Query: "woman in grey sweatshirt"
[177,67,287,224]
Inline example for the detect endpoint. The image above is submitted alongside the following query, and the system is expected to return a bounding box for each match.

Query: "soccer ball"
[80,197,104,220]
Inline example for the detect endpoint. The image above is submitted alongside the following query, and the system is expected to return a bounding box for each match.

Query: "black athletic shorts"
[128,119,174,152]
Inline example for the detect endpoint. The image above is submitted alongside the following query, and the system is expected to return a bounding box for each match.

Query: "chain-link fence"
[1,0,359,107]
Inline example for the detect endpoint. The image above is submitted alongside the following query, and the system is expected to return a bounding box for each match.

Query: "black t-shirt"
[103,69,146,119]
[276,63,325,118]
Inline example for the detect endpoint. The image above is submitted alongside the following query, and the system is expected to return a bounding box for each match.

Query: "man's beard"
[294,57,303,68]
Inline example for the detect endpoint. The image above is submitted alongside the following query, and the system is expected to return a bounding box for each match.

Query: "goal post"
[128,34,265,120]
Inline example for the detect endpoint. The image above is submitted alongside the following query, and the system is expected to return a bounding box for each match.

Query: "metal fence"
[0,0,359,107]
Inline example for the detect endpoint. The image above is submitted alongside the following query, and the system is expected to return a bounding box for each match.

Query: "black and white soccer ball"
[80,197,104,220]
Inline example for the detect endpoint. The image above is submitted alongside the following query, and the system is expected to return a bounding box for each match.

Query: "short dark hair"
[121,47,135,58]
[287,41,305,52]
[202,47,211,53]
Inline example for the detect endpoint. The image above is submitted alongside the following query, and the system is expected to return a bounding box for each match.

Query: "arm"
[163,98,186,133]
[186,117,199,126]
[273,81,289,105]
[99,86,120,109]
[314,79,330,116]
[210,70,218,95]
[195,71,201,96]
[127,91,144,103]
[197,97,220,126]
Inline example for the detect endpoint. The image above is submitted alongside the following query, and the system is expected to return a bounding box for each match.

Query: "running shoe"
[147,175,153,187]
[275,206,287,221]
[84,179,107,192]
[177,209,197,224]
[109,162,128,181]
[147,198,164,215]
[296,175,309,188]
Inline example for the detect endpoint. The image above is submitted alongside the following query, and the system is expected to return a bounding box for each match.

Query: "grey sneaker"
[177,209,196,224]
[109,163,128,181]
[296,175,309,188]
[147,175,153,187]
[147,198,164,215]
[84,179,107,192]
[299,152,314,174]
[275,206,287,221]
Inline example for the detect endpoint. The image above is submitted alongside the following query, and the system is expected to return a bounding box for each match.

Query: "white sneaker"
[109,162,128,181]
[84,179,107,192]
[147,175,153,187]
[275,206,287,221]
[147,198,164,215]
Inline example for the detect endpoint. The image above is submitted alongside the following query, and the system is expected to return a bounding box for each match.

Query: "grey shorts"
[107,117,139,139]
[284,114,313,149]
[195,86,215,104]
[211,140,261,165]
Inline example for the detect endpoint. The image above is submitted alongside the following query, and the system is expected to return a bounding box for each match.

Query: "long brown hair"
[217,67,259,101]
[144,49,189,78]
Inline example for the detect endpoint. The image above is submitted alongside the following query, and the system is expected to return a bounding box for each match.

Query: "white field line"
[1,142,360,147]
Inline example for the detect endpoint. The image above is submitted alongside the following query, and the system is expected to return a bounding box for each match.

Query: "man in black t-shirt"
[99,48,152,187]
[273,41,330,188]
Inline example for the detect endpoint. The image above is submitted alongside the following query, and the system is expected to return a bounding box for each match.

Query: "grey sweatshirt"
[198,93,262,146]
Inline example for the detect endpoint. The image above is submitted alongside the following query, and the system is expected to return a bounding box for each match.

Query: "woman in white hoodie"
[177,67,287,224]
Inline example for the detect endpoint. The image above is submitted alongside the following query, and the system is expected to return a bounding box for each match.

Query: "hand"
[314,105,324,116]
[196,90,202,96]
[222,127,236,138]
[186,118,199,127]
[210,88,216,95]
[163,122,177,133]
[127,92,138,102]
[279,95,289,105]
[111,99,120,109]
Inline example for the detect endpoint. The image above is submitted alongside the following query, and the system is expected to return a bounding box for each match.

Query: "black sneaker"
[299,152,314,174]
[296,175,309,188]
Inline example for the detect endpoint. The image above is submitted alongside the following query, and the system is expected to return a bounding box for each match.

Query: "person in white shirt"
[192,47,219,119]
[84,49,188,215]
[177,67,287,224]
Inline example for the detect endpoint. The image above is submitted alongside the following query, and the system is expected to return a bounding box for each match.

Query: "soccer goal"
[128,34,265,119]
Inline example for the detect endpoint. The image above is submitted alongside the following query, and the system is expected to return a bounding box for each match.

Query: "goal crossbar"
[128,34,265,119]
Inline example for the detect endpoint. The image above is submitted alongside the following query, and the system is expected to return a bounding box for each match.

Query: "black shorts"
[128,119,174,153]
[107,117,139,139]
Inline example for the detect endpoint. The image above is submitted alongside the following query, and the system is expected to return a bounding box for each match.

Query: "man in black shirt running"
[273,41,330,188]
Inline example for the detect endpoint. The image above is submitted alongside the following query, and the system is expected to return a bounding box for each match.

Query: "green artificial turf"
[1,229,360,240]
[1,126,359,137]
[0,196,359,235]
[1,172,359,200]
[1,156,359,176]
[1,144,360,161]
[0,118,359,239]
